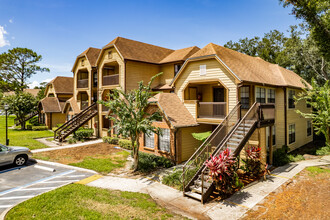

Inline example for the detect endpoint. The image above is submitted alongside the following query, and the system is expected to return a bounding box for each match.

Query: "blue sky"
[0,0,300,88]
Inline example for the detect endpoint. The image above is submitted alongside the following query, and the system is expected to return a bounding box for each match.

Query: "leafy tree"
[35,82,48,101]
[279,0,330,59]
[295,79,330,146]
[99,73,163,171]
[224,26,329,85]
[1,92,38,130]
[0,48,49,93]
[224,30,288,65]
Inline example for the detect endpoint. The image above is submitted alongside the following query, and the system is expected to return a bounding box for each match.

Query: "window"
[144,133,155,148]
[93,72,97,87]
[200,65,206,76]
[256,87,266,103]
[288,90,295,109]
[240,86,250,109]
[81,59,85,66]
[103,117,110,129]
[307,121,312,136]
[266,126,276,148]
[107,51,112,59]
[267,89,275,103]
[158,129,170,152]
[289,124,295,144]
[174,64,182,75]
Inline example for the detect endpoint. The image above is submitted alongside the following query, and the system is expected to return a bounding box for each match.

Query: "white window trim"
[255,86,277,104]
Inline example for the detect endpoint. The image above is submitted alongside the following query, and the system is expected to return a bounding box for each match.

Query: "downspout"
[124,60,127,93]
[174,128,178,164]
[283,87,287,146]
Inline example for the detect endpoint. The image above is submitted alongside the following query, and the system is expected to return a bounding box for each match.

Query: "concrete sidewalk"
[87,155,330,220]
[32,139,103,153]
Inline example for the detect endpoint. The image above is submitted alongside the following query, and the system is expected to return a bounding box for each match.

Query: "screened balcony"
[102,62,119,86]
[77,70,89,89]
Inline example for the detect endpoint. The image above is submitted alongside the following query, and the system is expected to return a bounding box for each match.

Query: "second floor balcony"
[198,102,226,119]
[103,74,119,86]
[77,79,88,88]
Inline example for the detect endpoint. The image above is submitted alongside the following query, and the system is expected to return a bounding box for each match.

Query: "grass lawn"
[69,151,130,174]
[34,143,130,174]
[0,116,53,150]
[6,184,186,220]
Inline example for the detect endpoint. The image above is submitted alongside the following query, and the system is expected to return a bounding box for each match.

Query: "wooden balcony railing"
[103,74,119,86]
[77,79,88,88]
[198,102,226,119]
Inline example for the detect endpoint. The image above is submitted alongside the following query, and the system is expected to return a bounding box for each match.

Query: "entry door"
[213,88,225,102]
[213,88,225,117]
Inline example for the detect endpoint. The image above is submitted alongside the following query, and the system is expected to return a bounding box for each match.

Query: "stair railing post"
[182,166,185,195]
[201,171,204,204]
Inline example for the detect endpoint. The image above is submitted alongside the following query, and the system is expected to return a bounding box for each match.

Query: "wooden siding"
[125,61,160,91]
[286,88,313,151]
[183,100,197,119]
[159,63,175,85]
[179,124,212,162]
[174,59,238,115]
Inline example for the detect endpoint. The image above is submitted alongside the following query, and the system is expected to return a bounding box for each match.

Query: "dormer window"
[81,59,85,66]
[108,51,112,59]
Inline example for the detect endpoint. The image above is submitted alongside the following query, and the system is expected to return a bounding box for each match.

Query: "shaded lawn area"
[243,166,330,220]
[34,143,130,174]
[0,116,53,150]
[6,184,186,220]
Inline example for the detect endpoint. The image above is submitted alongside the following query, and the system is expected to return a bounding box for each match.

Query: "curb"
[75,174,103,185]
[32,139,103,153]
[36,160,98,174]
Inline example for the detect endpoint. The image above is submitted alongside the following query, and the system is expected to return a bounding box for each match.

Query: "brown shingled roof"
[79,47,101,66]
[159,46,200,64]
[188,43,310,88]
[3,89,40,97]
[104,37,200,64]
[63,97,80,114]
[150,93,198,128]
[47,76,73,94]
[39,97,63,113]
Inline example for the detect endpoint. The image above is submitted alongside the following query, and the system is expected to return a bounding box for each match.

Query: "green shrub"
[28,116,40,126]
[32,126,48,131]
[67,137,77,144]
[316,145,330,155]
[137,151,174,173]
[287,154,305,162]
[118,139,132,150]
[103,136,119,145]
[273,145,290,166]
[74,128,94,141]
[52,127,58,132]
[103,136,111,143]
[27,125,32,130]
[162,169,183,190]
[56,123,63,128]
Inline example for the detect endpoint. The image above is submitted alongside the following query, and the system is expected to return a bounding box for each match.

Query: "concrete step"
[185,191,202,201]
[194,180,212,188]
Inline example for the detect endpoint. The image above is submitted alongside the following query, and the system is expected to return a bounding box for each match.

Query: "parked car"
[0,144,32,166]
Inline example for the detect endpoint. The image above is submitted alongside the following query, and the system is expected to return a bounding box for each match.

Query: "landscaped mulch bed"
[34,143,123,164]
[242,166,330,220]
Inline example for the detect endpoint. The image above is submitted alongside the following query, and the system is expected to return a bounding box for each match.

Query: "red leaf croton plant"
[204,148,242,194]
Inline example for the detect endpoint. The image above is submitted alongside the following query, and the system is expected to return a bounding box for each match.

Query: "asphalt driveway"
[0,159,94,215]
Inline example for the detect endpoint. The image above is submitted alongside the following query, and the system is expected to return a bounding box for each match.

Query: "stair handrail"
[182,102,241,192]
[54,103,97,138]
[197,102,259,203]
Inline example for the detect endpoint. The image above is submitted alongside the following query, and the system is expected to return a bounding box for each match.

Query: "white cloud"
[42,78,53,83]
[28,81,40,89]
[0,25,10,47]
[9,19,13,23]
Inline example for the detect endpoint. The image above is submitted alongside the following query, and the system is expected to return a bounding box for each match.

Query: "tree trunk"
[21,121,26,130]
[132,136,140,172]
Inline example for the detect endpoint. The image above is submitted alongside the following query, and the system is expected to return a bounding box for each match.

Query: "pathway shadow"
[223,191,252,207]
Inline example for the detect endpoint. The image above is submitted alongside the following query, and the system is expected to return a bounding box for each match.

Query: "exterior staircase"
[182,102,275,203]
[14,111,39,126]
[54,103,98,142]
